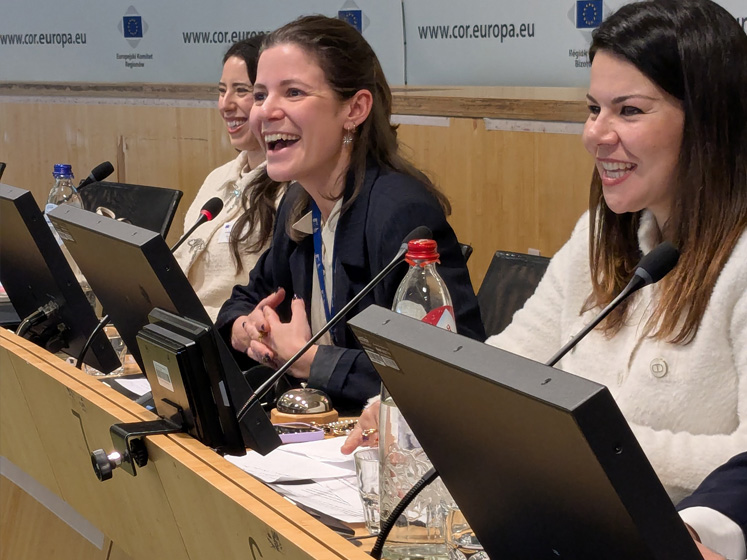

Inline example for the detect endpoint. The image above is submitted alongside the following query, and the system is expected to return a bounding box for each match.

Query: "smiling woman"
[484,0,747,535]
[173,36,285,321]
[216,15,485,411]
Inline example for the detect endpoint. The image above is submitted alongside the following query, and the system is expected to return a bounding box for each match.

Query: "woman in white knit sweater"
[174,37,283,320]
[345,2,746,556]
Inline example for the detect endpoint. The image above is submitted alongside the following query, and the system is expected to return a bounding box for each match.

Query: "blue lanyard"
[311,201,336,324]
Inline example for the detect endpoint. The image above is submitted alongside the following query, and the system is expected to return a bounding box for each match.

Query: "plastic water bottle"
[44,164,94,307]
[378,239,457,560]
[45,164,82,242]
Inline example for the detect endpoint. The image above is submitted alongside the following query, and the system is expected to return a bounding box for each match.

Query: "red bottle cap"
[405,239,440,265]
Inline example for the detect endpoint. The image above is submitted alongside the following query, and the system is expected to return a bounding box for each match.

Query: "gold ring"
[361,428,378,440]
[257,331,265,342]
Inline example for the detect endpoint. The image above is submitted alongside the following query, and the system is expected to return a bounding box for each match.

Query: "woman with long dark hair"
[488,0,747,530]
[217,16,484,410]
[174,36,283,320]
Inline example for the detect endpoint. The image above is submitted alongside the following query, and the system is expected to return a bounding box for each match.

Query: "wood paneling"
[0,86,594,286]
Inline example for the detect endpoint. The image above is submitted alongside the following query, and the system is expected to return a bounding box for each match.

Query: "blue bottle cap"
[53,164,74,178]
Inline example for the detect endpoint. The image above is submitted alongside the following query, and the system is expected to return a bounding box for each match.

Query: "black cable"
[370,466,439,559]
[75,313,109,369]
[15,301,59,338]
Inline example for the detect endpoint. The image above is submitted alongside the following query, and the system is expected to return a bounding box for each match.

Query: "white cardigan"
[487,211,747,503]
[174,152,273,321]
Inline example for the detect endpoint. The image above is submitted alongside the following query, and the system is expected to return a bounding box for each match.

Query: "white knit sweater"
[174,153,276,321]
[487,211,747,503]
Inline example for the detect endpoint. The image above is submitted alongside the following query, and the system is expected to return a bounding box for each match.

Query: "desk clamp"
[90,418,182,481]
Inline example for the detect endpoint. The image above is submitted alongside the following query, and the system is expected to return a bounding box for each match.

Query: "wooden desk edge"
[0,328,370,560]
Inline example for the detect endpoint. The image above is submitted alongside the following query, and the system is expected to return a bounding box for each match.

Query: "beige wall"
[0,94,593,288]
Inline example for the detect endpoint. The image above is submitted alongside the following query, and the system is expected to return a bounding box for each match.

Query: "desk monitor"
[47,204,281,455]
[349,306,701,560]
[0,184,119,373]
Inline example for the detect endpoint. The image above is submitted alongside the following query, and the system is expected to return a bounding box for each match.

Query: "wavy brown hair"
[222,36,285,274]
[586,0,747,343]
[259,15,450,240]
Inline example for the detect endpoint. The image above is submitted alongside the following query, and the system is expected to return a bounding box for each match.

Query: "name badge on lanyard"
[311,202,336,332]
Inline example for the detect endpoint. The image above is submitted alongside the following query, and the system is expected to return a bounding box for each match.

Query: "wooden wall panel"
[0,99,593,287]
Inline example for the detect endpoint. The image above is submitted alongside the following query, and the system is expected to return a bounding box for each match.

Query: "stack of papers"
[226,437,365,523]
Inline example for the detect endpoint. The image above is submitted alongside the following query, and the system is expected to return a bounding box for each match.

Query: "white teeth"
[600,161,635,171]
[227,120,245,128]
[264,133,300,143]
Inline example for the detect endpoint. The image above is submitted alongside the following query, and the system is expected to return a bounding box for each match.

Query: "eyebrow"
[218,80,252,87]
[586,93,659,104]
[253,78,313,90]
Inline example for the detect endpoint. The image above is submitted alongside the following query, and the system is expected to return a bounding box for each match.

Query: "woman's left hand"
[256,296,316,378]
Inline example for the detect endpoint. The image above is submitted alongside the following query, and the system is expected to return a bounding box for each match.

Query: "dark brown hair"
[586,0,747,342]
[259,15,450,238]
[222,35,285,274]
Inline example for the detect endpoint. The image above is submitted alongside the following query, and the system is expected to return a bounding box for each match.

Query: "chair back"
[477,251,550,337]
[459,242,474,263]
[79,181,183,238]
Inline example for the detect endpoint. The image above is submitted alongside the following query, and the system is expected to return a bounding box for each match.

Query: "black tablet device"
[349,305,701,560]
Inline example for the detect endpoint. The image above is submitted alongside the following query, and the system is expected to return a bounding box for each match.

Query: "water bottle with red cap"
[378,238,457,560]
[391,238,456,332]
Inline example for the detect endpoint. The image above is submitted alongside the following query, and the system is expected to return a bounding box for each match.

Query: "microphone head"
[200,197,224,221]
[403,226,433,245]
[91,161,114,182]
[635,241,680,286]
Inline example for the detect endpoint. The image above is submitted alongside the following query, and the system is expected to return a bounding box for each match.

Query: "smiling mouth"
[226,119,246,132]
[600,161,636,179]
[264,133,300,152]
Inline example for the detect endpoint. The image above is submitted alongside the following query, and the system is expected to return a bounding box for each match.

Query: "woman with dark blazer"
[216,16,483,411]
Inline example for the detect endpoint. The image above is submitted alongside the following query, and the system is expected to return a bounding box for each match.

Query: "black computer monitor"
[349,306,701,560]
[0,184,119,373]
[47,204,280,455]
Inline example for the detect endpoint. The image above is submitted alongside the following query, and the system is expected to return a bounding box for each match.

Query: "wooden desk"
[0,328,371,560]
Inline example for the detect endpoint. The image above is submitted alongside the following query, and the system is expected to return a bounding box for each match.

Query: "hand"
[685,524,727,560]
[341,399,381,454]
[230,288,286,353]
[694,541,726,560]
[259,296,315,378]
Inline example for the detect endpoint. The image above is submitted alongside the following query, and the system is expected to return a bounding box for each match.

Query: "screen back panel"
[47,203,207,372]
[349,306,700,560]
[0,184,118,372]
[47,204,281,455]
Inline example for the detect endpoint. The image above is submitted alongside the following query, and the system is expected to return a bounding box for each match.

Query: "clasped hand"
[230,288,317,379]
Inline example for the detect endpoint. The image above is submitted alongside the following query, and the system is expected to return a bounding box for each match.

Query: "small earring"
[343,124,356,146]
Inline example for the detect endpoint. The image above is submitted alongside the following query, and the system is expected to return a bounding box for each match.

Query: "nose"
[219,91,236,113]
[257,92,284,122]
[584,110,619,149]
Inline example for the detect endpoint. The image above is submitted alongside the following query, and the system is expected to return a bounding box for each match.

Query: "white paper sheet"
[107,376,151,396]
[224,446,353,483]
[281,436,356,465]
[271,476,365,523]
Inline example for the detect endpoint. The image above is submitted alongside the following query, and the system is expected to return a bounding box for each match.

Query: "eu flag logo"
[338,10,362,32]
[123,16,143,38]
[576,0,603,29]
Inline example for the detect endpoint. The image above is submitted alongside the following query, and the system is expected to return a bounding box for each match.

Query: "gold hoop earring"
[343,124,356,146]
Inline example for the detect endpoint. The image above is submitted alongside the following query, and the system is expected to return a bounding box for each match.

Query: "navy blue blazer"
[677,452,747,540]
[217,163,485,410]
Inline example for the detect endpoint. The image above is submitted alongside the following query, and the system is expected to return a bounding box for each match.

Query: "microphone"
[77,161,114,190]
[545,241,679,367]
[235,225,433,422]
[170,197,224,252]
